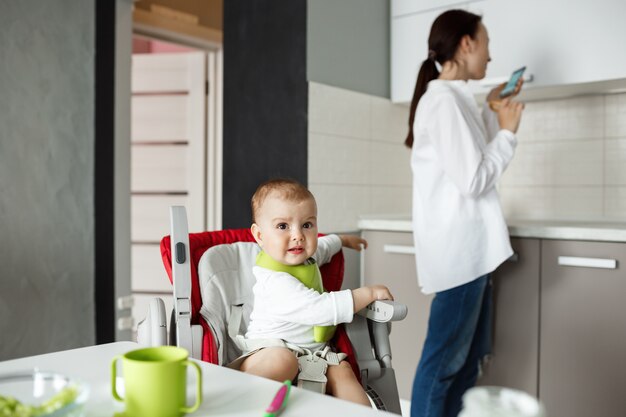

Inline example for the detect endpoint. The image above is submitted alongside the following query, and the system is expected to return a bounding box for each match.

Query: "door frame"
[132,24,223,231]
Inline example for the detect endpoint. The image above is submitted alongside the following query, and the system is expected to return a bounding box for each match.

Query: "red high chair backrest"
[160,229,360,379]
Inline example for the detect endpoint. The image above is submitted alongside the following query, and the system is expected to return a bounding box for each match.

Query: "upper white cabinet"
[391,8,444,103]
[392,0,479,17]
[391,0,626,103]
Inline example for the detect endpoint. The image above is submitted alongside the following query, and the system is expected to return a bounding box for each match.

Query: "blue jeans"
[410,274,492,417]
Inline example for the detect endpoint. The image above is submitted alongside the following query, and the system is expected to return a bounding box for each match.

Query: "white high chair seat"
[196,241,260,365]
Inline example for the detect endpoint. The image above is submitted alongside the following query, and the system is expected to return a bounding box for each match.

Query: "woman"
[406,9,524,417]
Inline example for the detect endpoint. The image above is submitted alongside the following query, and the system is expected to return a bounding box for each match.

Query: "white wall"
[308,82,411,234]
[499,92,626,221]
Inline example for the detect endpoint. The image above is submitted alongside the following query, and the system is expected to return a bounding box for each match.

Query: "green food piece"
[0,386,78,417]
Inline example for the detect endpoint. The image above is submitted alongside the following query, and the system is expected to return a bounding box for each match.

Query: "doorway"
[128,35,223,338]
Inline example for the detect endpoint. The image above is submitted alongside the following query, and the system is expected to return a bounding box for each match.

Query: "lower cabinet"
[361,230,433,401]
[540,240,626,417]
[478,238,540,397]
[362,230,626,415]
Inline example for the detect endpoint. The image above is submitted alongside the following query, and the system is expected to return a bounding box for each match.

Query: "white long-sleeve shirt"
[411,79,515,294]
[245,235,354,350]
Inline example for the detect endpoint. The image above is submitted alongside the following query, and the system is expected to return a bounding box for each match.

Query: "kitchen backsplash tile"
[604,138,626,185]
[553,187,604,219]
[370,94,410,143]
[500,92,625,221]
[499,186,555,220]
[369,141,412,186]
[309,82,626,226]
[308,132,371,185]
[309,183,371,233]
[309,82,411,231]
[605,94,626,138]
[516,95,604,142]
[549,140,603,186]
[605,186,626,220]
[370,185,412,214]
[309,82,371,140]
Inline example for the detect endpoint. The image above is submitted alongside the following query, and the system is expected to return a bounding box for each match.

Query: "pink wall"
[132,37,197,54]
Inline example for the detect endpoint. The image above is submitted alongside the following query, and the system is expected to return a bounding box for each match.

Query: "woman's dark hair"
[405,9,482,148]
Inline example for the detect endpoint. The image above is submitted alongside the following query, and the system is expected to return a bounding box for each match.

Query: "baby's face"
[252,193,318,265]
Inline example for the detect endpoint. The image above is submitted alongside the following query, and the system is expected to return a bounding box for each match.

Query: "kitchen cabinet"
[540,239,626,417]
[391,0,626,103]
[361,230,434,400]
[477,238,540,397]
[391,8,443,103]
[361,221,626,412]
[391,0,480,17]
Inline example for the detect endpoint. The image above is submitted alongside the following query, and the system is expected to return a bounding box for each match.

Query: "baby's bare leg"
[326,361,371,407]
[240,347,298,382]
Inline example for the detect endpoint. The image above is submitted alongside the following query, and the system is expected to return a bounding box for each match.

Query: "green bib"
[256,251,336,343]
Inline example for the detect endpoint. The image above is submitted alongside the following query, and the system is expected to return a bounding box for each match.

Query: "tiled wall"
[499,92,626,221]
[308,82,412,233]
[309,82,626,227]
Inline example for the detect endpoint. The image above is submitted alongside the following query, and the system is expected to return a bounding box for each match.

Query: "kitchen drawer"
[540,240,626,417]
[477,238,540,397]
[362,230,432,400]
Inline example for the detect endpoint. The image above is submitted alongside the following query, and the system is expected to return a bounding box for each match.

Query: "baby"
[240,178,394,406]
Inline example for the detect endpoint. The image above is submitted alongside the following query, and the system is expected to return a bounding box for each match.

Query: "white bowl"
[0,369,89,417]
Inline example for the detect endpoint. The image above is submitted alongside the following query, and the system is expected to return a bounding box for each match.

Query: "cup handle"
[111,355,124,402]
[181,360,203,413]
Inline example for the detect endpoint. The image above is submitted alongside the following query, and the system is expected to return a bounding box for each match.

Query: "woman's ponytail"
[405,58,439,148]
[404,9,482,149]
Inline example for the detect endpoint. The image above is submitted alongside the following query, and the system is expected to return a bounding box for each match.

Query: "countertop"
[357,215,626,242]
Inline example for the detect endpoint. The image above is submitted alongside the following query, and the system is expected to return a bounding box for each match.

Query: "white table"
[0,342,395,416]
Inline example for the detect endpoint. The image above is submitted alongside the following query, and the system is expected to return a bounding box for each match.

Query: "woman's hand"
[339,234,368,251]
[497,99,525,133]
[487,77,524,110]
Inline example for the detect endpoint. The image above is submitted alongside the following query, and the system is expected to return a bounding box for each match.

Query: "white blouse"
[411,79,515,294]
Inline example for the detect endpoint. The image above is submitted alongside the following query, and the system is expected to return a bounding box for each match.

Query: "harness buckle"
[297,353,328,393]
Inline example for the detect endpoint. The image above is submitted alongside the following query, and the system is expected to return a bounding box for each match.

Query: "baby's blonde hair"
[251,178,315,223]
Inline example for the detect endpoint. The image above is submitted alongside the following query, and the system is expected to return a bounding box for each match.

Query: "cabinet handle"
[383,244,415,255]
[557,256,617,269]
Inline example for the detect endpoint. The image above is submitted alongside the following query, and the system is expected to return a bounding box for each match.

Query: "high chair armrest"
[357,300,408,323]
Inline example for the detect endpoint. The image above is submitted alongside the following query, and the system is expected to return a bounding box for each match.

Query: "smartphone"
[499,66,526,98]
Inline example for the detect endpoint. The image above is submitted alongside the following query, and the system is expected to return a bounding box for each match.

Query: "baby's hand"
[370,285,394,301]
[352,285,395,312]
[339,234,368,251]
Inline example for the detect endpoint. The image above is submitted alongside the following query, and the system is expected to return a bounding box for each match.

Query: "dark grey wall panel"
[95,0,116,344]
[223,0,308,229]
[0,0,96,359]
[307,0,390,98]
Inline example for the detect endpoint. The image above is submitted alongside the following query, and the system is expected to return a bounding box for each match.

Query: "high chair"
[138,206,408,413]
